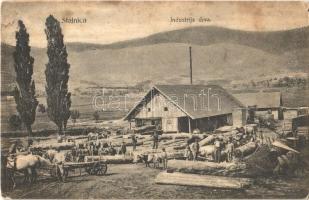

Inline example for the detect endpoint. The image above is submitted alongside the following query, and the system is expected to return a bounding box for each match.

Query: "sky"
[1,1,309,47]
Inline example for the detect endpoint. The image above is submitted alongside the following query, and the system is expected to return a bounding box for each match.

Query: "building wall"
[135,93,186,119]
[162,117,178,132]
[232,108,247,127]
[135,93,186,132]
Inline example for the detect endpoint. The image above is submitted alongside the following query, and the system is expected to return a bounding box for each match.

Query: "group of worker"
[182,127,260,163]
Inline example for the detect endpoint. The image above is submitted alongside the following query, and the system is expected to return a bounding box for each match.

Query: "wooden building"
[124,85,246,133]
[234,92,283,120]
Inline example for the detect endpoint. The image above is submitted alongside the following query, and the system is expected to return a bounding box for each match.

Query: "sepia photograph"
[1,1,309,199]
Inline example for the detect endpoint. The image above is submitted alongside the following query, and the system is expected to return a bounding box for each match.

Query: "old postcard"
[1,1,309,199]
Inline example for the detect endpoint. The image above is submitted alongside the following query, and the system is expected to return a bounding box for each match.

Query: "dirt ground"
[2,163,309,199]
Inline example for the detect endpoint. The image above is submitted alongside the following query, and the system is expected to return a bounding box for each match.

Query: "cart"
[64,161,107,177]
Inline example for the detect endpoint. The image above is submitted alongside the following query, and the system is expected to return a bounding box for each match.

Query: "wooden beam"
[155,172,252,189]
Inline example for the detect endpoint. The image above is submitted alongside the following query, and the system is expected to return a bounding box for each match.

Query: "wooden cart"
[49,161,108,179]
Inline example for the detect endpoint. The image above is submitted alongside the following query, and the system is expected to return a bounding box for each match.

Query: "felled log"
[155,172,252,189]
[215,126,234,133]
[235,142,257,158]
[85,155,133,164]
[162,139,186,146]
[112,141,143,147]
[272,140,299,153]
[167,160,245,174]
[32,142,75,150]
[173,144,187,150]
[134,125,156,134]
[199,135,215,146]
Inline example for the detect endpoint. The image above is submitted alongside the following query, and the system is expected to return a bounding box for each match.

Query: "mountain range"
[2,26,309,93]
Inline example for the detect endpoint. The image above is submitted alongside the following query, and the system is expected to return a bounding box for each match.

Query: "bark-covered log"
[235,142,257,158]
[32,142,75,150]
[199,135,215,146]
[85,155,133,164]
[155,172,252,189]
[134,125,156,133]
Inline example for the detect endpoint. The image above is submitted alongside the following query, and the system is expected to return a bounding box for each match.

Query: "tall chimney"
[189,46,193,85]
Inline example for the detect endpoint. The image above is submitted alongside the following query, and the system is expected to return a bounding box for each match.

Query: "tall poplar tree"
[13,20,38,138]
[45,15,71,135]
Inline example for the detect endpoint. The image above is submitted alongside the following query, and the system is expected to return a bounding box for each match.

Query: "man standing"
[226,138,235,162]
[191,139,200,161]
[153,129,159,149]
[162,148,168,169]
[214,138,222,163]
[132,133,137,151]
[120,142,127,157]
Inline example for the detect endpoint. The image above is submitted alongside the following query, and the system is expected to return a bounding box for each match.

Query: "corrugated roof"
[125,84,244,120]
[233,92,282,108]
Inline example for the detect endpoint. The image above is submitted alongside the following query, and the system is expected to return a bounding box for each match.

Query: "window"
[148,108,151,112]
[164,107,168,111]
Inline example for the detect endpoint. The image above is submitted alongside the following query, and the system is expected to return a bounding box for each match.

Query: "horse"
[199,145,216,158]
[199,145,228,162]
[133,153,162,168]
[5,154,51,189]
[43,149,72,181]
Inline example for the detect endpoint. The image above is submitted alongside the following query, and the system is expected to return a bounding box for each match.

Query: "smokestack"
[189,46,192,85]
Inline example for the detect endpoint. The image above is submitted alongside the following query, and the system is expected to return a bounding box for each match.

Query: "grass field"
[1,94,140,134]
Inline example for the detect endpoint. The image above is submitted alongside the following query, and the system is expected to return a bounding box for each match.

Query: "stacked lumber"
[167,160,246,175]
[85,155,133,164]
[155,172,252,189]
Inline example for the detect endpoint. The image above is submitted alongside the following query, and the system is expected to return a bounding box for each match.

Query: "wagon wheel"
[96,163,107,175]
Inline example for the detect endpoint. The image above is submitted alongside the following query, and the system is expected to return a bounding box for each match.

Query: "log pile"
[155,172,252,189]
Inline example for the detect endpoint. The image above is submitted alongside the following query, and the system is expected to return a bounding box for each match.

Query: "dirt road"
[2,163,308,199]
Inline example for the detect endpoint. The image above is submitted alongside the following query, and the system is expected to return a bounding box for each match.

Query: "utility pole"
[189,46,193,85]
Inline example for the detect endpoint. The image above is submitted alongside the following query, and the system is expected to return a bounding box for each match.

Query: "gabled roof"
[233,92,282,108]
[125,84,244,120]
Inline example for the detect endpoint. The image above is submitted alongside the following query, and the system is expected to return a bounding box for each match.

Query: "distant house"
[233,92,283,120]
[124,85,246,133]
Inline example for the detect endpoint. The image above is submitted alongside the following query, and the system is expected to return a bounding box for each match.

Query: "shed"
[234,92,282,120]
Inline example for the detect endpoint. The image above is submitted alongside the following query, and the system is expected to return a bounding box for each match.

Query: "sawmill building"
[125,85,246,133]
